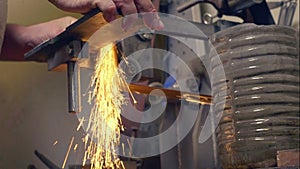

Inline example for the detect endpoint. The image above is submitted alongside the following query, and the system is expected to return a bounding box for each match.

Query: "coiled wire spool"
[210,23,299,168]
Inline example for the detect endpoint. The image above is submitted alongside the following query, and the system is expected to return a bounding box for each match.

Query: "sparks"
[53,140,58,146]
[83,43,127,169]
[77,117,85,131]
[62,136,74,169]
[74,144,78,152]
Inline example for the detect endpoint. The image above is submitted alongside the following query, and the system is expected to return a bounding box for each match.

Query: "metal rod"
[128,84,212,105]
[177,0,206,13]
[154,30,209,40]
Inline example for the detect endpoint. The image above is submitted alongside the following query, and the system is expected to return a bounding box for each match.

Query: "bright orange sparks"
[62,136,74,169]
[84,43,127,169]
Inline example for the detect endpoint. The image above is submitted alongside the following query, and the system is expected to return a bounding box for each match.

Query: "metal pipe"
[67,61,78,113]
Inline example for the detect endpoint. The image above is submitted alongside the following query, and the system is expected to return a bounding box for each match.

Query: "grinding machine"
[24,0,299,168]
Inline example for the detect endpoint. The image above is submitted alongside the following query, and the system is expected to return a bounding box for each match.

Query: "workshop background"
[0,0,299,169]
[0,1,83,169]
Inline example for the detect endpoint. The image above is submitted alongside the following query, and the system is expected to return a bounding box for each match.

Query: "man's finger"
[113,0,138,30]
[114,0,138,15]
[94,0,118,22]
[134,0,156,13]
[134,0,164,30]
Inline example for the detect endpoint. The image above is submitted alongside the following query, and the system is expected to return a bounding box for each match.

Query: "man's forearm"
[0,17,76,61]
[0,24,30,61]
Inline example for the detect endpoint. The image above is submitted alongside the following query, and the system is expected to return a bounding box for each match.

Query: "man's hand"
[48,0,164,30]
[0,17,77,61]
[0,0,164,61]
